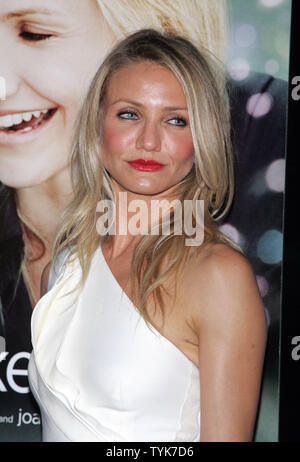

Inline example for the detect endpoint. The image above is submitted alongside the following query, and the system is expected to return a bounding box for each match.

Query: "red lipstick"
[128,158,164,172]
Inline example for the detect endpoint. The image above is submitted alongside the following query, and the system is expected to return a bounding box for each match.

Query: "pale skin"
[42,61,267,441]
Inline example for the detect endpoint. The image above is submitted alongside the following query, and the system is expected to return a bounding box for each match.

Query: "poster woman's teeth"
[0,109,56,133]
[0,110,48,128]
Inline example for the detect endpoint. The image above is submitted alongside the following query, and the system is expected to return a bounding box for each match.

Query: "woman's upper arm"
[191,245,267,442]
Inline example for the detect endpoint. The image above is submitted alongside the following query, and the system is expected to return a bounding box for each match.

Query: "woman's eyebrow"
[111,99,188,111]
[1,8,66,21]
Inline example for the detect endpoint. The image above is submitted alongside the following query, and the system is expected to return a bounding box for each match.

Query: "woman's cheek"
[166,133,194,161]
[102,125,135,156]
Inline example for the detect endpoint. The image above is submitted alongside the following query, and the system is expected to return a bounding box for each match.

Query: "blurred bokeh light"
[227,0,291,81]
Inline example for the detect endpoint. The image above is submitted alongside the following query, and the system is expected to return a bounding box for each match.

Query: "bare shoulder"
[199,242,254,278]
[187,242,267,334]
[190,242,255,287]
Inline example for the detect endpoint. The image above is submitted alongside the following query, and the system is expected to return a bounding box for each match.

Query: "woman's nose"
[0,75,5,100]
[136,120,161,152]
[0,53,21,101]
[0,70,20,101]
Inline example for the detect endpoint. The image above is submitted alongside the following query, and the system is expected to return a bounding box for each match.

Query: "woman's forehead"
[104,62,187,107]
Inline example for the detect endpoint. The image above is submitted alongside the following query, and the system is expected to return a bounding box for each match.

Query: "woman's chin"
[110,179,168,196]
[119,186,170,197]
[0,173,48,190]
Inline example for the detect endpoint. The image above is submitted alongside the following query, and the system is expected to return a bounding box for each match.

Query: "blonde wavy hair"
[51,28,239,324]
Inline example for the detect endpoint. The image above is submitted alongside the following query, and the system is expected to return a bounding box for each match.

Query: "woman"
[28,29,267,442]
[0,1,225,442]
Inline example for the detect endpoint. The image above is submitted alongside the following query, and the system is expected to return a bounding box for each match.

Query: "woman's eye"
[19,31,53,42]
[118,111,138,120]
[167,117,187,127]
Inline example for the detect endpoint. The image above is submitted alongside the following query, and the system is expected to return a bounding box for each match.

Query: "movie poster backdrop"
[0,0,291,442]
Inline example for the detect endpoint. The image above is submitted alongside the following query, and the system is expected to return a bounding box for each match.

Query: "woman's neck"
[105,179,180,258]
[15,167,73,253]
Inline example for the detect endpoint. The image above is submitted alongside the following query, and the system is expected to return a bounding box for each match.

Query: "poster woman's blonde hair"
[96,0,227,61]
[52,28,239,325]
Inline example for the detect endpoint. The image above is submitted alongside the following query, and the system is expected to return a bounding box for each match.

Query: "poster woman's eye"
[19,31,53,42]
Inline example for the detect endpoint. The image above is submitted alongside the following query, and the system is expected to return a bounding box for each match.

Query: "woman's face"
[0,0,115,188]
[101,62,195,197]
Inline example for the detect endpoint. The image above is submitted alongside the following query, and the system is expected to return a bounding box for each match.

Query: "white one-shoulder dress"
[28,246,200,442]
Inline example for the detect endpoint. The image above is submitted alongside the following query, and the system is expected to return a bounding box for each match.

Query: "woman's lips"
[128,159,164,172]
